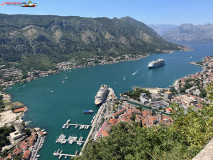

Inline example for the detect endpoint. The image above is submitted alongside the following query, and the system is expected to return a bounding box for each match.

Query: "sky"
[0,0,213,25]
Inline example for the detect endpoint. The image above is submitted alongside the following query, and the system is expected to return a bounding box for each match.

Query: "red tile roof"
[96,121,108,138]
[113,108,127,118]
[108,118,117,125]
[22,150,31,160]
[102,130,109,137]
[13,107,26,113]
[20,141,28,150]
[13,148,23,155]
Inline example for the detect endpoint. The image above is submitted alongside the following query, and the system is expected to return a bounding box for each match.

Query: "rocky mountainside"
[163,23,213,42]
[0,14,181,58]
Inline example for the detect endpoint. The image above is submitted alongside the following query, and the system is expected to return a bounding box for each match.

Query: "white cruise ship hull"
[94,85,108,106]
[148,59,165,69]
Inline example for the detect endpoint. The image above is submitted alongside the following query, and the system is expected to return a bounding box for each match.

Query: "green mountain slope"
[0,14,184,71]
[0,14,181,56]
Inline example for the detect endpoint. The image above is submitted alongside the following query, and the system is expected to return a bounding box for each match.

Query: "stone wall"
[193,138,213,160]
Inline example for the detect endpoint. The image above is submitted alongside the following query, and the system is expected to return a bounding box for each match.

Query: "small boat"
[65,73,69,80]
[50,90,54,93]
[83,110,94,114]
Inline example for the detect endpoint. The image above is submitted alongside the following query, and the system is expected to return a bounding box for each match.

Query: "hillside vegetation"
[0,14,182,71]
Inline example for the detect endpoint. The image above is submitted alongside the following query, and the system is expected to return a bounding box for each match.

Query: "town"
[81,57,213,147]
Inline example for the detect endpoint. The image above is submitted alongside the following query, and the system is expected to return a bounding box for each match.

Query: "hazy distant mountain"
[0,14,181,57]
[149,24,178,36]
[163,23,213,42]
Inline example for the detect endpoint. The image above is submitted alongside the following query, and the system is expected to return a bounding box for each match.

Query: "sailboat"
[65,72,68,80]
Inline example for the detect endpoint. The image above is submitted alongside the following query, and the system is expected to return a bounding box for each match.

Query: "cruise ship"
[94,85,108,106]
[148,59,165,69]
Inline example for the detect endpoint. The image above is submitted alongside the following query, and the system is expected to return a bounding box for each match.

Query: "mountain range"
[151,23,213,42]
[148,24,177,36]
[0,14,181,59]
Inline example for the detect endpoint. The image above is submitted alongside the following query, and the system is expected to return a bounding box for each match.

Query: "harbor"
[52,86,117,158]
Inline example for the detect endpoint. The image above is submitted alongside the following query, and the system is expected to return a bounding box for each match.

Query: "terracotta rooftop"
[113,108,127,118]
[108,118,117,125]
[22,150,31,160]
[12,148,22,155]
[13,107,26,113]
[102,130,109,137]
[96,121,108,138]
[19,141,28,150]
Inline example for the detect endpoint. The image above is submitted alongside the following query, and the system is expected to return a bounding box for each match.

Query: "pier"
[56,134,85,146]
[53,149,77,159]
[62,120,91,130]
[30,134,46,160]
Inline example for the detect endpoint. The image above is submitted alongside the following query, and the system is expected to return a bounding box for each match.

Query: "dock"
[53,149,77,159]
[62,120,91,130]
[56,134,85,146]
[30,133,46,160]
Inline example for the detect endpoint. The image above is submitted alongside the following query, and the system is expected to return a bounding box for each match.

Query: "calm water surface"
[6,42,213,160]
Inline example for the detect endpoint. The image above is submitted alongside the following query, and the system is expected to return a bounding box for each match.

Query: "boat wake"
[123,76,126,80]
[132,69,139,76]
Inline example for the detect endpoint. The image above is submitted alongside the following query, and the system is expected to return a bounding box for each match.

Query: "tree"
[130,113,136,121]
[25,128,31,136]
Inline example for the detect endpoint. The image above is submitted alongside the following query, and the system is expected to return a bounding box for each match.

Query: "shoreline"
[172,60,205,87]
[1,46,191,90]
[0,92,28,128]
